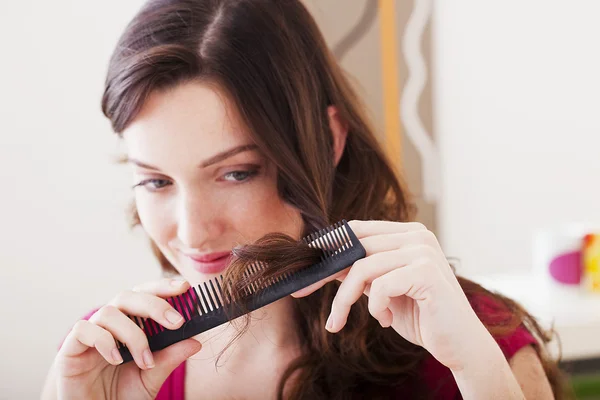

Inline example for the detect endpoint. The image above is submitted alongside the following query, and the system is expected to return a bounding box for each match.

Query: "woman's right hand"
[44,278,202,400]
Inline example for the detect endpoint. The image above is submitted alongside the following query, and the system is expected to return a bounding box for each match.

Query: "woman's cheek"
[223,184,268,226]
[135,192,173,245]
[250,185,302,238]
[226,180,302,241]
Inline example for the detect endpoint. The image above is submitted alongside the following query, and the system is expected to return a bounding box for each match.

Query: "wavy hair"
[102,1,570,398]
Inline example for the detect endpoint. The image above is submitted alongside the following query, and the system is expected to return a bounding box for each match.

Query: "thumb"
[140,338,202,395]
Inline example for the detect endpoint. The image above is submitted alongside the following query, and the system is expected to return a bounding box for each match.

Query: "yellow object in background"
[583,233,600,292]
[378,0,402,173]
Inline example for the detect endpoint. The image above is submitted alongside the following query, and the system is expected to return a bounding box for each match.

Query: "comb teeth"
[304,220,353,258]
[117,219,365,362]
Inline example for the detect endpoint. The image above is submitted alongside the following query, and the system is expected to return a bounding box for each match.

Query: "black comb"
[117,219,365,363]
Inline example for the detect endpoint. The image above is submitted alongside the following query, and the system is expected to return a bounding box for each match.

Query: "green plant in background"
[571,374,600,399]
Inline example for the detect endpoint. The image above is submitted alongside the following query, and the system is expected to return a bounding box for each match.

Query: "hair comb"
[117,219,365,363]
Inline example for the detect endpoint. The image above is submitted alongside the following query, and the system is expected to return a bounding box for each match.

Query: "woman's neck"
[186,296,302,369]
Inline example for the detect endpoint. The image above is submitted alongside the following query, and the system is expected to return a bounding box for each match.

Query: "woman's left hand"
[292,220,495,372]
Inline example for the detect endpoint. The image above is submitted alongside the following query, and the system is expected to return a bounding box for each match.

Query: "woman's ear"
[327,105,349,166]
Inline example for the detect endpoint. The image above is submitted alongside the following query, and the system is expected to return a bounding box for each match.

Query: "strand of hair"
[250,263,262,291]
[216,275,231,305]
[250,263,264,290]
[241,268,251,297]
[243,265,255,294]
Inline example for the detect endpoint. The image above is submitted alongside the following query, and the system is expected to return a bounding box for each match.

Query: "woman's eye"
[222,169,259,182]
[133,179,172,191]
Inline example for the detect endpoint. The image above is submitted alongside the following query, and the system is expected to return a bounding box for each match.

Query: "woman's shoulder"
[417,291,539,399]
[465,291,538,359]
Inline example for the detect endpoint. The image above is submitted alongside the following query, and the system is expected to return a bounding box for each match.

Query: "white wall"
[0,1,155,398]
[433,0,600,276]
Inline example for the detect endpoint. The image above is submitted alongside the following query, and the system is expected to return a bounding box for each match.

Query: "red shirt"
[73,294,536,399]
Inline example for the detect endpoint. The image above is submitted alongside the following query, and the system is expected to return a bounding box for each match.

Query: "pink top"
[72,293,536,399]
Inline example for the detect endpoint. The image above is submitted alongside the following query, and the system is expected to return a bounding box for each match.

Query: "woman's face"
[122,81,304,284]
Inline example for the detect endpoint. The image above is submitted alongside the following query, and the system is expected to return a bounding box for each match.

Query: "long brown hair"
[101,0,571,398]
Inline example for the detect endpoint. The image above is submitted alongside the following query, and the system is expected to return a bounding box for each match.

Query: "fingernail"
[189,339,203,355]
[170,279,186,286]
[112,348,123,364]
[326,314,334,331]
[165,309,184,325]
[143,349,155,368]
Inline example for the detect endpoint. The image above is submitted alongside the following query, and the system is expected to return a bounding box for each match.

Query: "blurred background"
[1,0,599,398]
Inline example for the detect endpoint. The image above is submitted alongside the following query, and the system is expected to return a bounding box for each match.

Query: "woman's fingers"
[326,246,434,333]
[348,220,427,239]
[131,277,191,297]
[108,290,185,330]
[367,264,431,327]
[295,223,440,300]
[95,286,193,370]
[58,320,124,374]
[77,281,190,370]
[352,222,460,292]
[58,278,195,377]
[140,338,203,396]
[89,306,155,370]
[359,230,439,256]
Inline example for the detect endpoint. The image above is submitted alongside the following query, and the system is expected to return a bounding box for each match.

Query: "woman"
[42,0,569,398]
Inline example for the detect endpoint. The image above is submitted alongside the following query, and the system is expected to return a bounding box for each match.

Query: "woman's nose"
[175,193,221,250]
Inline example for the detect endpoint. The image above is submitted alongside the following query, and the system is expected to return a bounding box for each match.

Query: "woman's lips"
[186,251,232,274]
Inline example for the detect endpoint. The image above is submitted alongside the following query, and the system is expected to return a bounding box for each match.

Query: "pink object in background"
[532,225,597,286]
[548,250,582,284]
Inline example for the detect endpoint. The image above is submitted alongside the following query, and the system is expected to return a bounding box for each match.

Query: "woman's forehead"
[122,82,254,160]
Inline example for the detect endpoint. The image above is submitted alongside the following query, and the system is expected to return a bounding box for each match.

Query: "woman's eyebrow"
[124,144,259,171]
[199,144,259,168]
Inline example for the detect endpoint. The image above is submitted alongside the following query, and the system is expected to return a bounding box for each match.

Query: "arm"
[452,331,553,400]
[510,345,554,399]
[451,330,525,400]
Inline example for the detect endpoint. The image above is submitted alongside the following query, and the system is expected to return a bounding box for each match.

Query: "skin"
[41,81,554,399]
